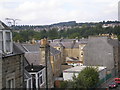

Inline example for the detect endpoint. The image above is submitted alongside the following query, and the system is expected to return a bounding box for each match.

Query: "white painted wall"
[63,72,78,81]
[63,66,106,81]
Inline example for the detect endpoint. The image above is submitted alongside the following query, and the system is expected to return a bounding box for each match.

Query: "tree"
[13,33,23,42]
[48,28,58,39]
[60,66,99,89]
[76,66,99,88]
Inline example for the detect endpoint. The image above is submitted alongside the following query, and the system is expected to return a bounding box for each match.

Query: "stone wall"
[51,54,62,77]
[64,48,79,59]
[2,54,24,88]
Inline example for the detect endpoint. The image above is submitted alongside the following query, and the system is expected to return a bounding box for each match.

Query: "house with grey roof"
[16,38,62,88]
[0,21,24,89]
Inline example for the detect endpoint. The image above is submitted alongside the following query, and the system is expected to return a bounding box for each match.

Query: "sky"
[0,0,119,25]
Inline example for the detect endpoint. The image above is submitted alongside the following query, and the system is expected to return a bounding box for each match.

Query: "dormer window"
[0,21,13,54]
[0,31,2,51]
[3,30,13,54]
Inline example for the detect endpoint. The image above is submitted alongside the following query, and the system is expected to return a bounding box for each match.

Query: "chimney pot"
[40,38,48,45]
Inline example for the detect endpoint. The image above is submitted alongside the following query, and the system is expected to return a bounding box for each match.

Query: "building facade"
[0,21,24,89]
[50,39,87,64]
[84,36,119,77]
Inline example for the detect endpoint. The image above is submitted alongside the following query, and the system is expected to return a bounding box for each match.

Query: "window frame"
[3,30,13,54]
[6,73,15,88]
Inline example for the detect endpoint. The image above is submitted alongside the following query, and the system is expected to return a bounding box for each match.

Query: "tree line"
[13,25,120,42]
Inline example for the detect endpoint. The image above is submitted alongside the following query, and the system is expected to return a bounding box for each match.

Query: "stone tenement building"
[16,38,61,88]
[0,21,24,89]
[50,39,88,64]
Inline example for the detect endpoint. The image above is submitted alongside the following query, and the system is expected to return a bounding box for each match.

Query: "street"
[100,77,120,90]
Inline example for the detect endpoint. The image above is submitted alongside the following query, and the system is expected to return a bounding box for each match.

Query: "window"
[6,73,15,88]
[31,74,36,89]
[2,30,13,54]
[39,76,43,84]
[5,32,11,52]
[81,51,83,57]
[7,79,15,88]
[37,71,44,87]
[27,79,32,88]
[0,31,2,51]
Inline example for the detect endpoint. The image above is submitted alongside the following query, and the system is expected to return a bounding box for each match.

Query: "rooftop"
[25,64,45,72]
[63,66,106,73]
[0,20,10,30]
[2,43,24,58]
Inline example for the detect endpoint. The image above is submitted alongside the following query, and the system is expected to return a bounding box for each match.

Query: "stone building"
[50,39,88,64]
[0,21,24,89]
[84,36,119,77]
[16,39,62,88]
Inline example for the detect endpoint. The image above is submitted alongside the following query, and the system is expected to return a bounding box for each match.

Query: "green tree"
[48,28,58,39]
[76,66,99,88]
[60,67,99,89]
[13,33,24,42]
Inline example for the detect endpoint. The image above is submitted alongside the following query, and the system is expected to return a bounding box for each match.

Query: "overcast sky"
[0,0,119,25]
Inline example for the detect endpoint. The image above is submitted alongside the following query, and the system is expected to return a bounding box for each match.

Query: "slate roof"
[50,46,61,56]
[15,43,61,65]
[25,52,40,65]
[108,39,118,47]
[14,43,28,52]
[24,70,32,79]
[13,43,24,54]
[50,42,63,47]
[22,44,40,52]
[17,43,61,55]
[61,42,73,48]
[53,39,76,42]
[3,43,24,57]
[25,64,45,72]
[50,39,88,49]
[0,20,10,30]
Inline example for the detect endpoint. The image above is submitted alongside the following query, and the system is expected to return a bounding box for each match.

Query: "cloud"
[0,0,119,25]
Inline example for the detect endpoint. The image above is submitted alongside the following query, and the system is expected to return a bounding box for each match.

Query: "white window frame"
[26,77,33,88]
[29,72,37,88]
[3,30,13,54]
[37,69,44,87]
[6,73,15,88]
[0,31,3,51]
[29,68,45,88]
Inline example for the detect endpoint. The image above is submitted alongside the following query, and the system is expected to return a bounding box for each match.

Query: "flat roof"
[63,66,106,73]
[25,65,45,72]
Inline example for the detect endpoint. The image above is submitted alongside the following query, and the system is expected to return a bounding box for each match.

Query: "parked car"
[108,82,118,88]
[114,78,120,84]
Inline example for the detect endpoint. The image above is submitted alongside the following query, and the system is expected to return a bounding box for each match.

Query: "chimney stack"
[40,38,48,46]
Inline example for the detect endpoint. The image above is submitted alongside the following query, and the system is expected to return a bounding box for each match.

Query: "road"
[100,77,120,90]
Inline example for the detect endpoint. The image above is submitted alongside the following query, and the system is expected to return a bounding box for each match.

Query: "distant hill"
[52,21,77,26]
[12,20,120,31]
